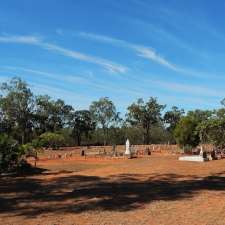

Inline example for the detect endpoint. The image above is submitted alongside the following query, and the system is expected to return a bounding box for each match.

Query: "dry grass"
[1,154,225,225]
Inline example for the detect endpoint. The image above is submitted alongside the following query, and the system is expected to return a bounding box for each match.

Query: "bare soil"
[1,154,225,225]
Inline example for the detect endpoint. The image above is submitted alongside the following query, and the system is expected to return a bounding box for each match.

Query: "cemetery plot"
[1,154,225,225]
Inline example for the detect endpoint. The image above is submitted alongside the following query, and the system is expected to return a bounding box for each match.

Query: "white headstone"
[199,146,203,156]
[125,139,131,155]
[179,145,208,162]
[179,155,207,162]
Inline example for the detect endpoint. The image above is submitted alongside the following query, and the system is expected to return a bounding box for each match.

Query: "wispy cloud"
[0,35,41,44]
[147,79,223,98]
[2,66,147,97]
[41,42,127,73]
[78,32,225,79]
[31,82,92,109]
[4,65,221,102]
[3,66,55,78]
[0,34,127,74]
[78,32,179,71]
[3,66,90,84]
[1,66,220,110]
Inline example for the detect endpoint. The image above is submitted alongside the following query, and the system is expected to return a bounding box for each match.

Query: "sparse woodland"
[1,77,225,171]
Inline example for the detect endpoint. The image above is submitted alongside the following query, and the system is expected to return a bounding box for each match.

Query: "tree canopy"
[127,97,165,144]
[89,97,118,145]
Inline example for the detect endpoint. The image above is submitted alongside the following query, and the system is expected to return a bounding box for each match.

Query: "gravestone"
[112,144,117,156]
[145,147,151,155]
[179,146,209,162]
[211,149,217,160]
[125,139,131,158]
[80,148,85,156]
[199,146,204,156]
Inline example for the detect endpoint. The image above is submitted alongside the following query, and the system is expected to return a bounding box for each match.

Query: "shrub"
[174,116,200,149]
[0,134,24,172]
[38,132,65,150]
[31,138,43,149]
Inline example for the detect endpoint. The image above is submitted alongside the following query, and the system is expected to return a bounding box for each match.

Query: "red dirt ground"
[1,154,225,225]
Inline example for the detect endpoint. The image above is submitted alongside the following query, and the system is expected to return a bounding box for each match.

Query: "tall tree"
[35,95,73,133]
[127,97,165,144]
[0,77,35,144]
[164,106,184,132]
[89,97,117,145]
[187,109,212,123]
[71,110,95,146]
[198,106,225,148]
[174,116,200,149]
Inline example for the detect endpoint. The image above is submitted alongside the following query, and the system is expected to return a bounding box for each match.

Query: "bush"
[31,138,43,149]
[174,116,200,149]
[21,143,34,152]
[0,134,24,172]
[38,132,65,150]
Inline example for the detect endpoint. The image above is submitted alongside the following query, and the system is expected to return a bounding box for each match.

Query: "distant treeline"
[0,77,225,148]
[1,77,225,171]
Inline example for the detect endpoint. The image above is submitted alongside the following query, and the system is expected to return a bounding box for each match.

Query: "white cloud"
[0,34,128,74]
[78,32,179,71]
[3,64,223,103]
[0,35,41,44]
[2,66,145,97]
[3,66,55,78]
[31,82,91,109]
[2,66,91,85]
[41,42,127,73]
[134,47,178,70]
[78,32,225,79]
[148,79,223,98]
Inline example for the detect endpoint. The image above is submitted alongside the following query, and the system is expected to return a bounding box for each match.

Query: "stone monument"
[179,145,208,162]
[125,139,131,156]
[199,146,204,156]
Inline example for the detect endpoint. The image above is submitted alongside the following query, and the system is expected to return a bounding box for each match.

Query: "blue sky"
[0,0,225,114]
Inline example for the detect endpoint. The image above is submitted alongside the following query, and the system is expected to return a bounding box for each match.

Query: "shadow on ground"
[1,169,225,218]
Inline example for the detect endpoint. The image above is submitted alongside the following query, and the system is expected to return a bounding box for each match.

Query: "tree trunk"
[145,126,150,144]
[21,132,25,145]
[76,132,81,146]
[103,128,107,146]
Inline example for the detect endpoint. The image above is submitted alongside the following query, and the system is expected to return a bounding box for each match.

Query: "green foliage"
[31,138,43,149]
[71,110,95,145]
[3,76,225,156]
[174,116,200,148]
[35,95,73,133]
[198,114,225,148]
[90,97,118,145]
[21,143,34,152]
[0,77,35,144]
[187,109,213,123]
[38,132,65,150]
[126,97,166,144]
[0,134,24,172]
[164,106,184,132]
[58,128,75,146]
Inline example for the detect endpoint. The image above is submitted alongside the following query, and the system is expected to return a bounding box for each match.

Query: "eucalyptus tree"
[35,95,73,134]
[0,77,35,144]
[70,110,95,146]
[126,97,165,144]
[198,107,225,148]
[174,115,200,149]
[164,106,184,132]
[89,97,117,145]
